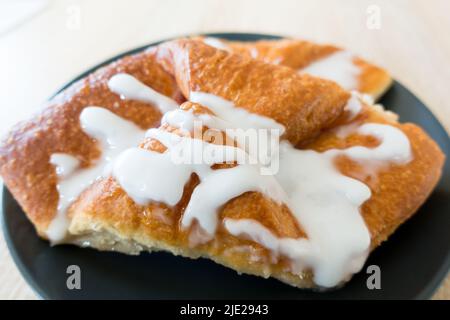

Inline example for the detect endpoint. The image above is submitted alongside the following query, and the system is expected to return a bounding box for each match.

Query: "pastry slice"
[0,49,183,239]
[200,37,392,100]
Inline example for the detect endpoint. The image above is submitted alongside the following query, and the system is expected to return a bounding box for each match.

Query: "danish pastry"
[0,39,444,289]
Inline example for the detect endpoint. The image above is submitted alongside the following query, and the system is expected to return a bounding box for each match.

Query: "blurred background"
[0,0,449,299]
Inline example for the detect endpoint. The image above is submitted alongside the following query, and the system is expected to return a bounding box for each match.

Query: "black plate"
[2,33,450,299]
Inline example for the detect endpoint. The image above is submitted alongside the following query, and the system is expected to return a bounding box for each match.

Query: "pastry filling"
[49,73,412,287]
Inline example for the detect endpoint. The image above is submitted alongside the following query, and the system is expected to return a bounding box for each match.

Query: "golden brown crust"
[223,38,340,69]
[203,38,392,100]
[354,58,393,100]
[152,39,350,145]
[0,50,183,236]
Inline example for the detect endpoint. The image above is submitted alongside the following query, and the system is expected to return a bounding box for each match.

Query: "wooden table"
[0,0,448,299]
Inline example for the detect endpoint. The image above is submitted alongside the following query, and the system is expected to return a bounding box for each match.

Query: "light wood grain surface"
[0,0,448,300]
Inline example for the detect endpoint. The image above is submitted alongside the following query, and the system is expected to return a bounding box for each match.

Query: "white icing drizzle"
[190,92,285,134]
[332,123,412,164]
[145,128,250,165]
[160,107,280,169]
[49,68,413,287]
[47,107,146,242]
[113,129,287,238]
[333,122,361,139]
[344,91,363,120]
[113,147,192,206]
[332,92,363,138]
[48,74,180,242]
[226,142,372,287]
[108,73,178,113]
[126,92,411,286]
[249,47,259,59]
[300,51,360,91]
[202,37,229,50]
[50,154,80,178]
[189,92,284,166]
[161,108,200,133]
[225,124,411,287]
[110,88,411,286]
[160,108,226,136]
[182,164,287,236]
